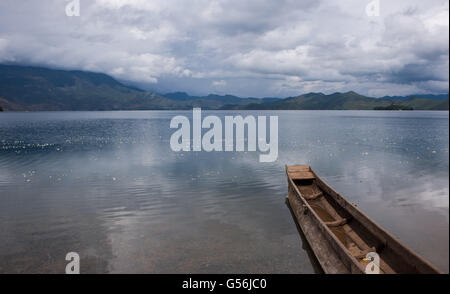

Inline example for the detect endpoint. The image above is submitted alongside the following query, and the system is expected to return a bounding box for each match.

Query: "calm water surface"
[0,111,448,273]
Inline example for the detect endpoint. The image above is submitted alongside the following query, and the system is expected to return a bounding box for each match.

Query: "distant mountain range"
[163,92,279,109]
[223,91,449,111]
[380,94,449,101]
[0,64,448,111]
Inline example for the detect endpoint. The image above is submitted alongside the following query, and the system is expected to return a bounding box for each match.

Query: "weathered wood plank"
[289,171,315,180]
[287,165,311,172]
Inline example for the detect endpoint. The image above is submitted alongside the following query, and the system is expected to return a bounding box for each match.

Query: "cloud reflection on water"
[0,110,448,273]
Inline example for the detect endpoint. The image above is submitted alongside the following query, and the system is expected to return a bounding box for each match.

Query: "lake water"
[0,110,448,273]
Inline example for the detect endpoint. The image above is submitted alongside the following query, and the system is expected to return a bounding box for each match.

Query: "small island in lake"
[374,104,414,111]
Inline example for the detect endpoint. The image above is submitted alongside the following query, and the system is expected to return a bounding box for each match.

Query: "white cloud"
[212,80,227,87]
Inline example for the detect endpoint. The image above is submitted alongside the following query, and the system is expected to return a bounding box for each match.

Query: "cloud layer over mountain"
[0,0,448,97]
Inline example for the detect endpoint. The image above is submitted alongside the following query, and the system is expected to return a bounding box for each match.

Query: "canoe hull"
[288,187,358,273]
[287,174,363,274]
[286,164,442,274]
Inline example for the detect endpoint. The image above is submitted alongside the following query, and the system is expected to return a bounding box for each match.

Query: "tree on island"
[0,106,3,112]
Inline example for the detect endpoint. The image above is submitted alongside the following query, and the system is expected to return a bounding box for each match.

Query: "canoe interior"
[286,164,442,274]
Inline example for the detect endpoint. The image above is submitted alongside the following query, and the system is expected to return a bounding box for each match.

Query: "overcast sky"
[0,0,448,97]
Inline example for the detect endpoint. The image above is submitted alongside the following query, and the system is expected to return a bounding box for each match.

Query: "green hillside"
[398,98,449,110]
[0,64,448,111]
[223,91,448,110]
[0,65,178,110]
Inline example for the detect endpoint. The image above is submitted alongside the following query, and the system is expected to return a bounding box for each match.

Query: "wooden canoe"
[286,164,442,274]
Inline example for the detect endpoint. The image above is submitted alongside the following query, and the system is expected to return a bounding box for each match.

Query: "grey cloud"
[0,0,448,97]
